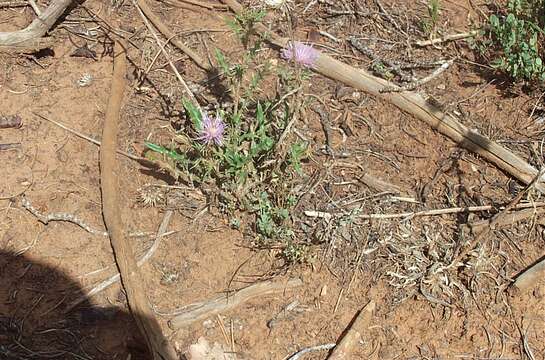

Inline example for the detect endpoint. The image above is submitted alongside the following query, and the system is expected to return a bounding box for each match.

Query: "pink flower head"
[281,41,319,68]
[197,114,226,146]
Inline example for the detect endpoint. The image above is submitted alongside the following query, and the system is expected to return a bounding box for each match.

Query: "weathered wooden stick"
[465,206,545,234]
[359,173,402,194]
[169,278,303,329]
[311,56,545,193]
[0,0,72,48]
[220,0,545,195]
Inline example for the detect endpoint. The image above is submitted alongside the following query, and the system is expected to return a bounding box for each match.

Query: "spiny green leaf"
[214,48,230,75]
[182,98,202,131]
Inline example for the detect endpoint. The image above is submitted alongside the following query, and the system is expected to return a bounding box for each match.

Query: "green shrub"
[487,0,545,82]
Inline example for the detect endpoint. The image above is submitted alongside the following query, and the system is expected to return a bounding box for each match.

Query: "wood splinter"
[327,300,376,360]
[509,256,545,294]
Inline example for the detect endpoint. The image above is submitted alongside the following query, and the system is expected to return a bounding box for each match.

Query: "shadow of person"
[0,250,154,359]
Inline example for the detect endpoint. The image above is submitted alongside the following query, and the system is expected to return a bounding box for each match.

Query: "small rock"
[0,115,22,129]
[202,319,215,329]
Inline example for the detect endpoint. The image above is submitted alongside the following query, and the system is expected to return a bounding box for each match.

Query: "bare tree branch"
[0,0,72,50]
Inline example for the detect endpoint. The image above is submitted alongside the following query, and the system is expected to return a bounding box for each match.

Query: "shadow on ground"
[0,250,152,359]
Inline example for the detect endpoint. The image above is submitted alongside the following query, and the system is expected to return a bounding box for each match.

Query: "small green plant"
[370,61,395,80]
[282,241,308,264]
[145,10,311,262]
[226,8,267,48]
[421,0,440,36]
[486,0,545,82]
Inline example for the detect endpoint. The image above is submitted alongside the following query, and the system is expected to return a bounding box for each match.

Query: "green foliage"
[370,61,395,80]
[145,14,310,260]
[255,191,291,238]
[421,0,440,36]
[282,241,308,264]
[227,8,267,48]
[182,98,202,131]
[288,142,307,175]
[486,0,545,82]
[147,93,306,247]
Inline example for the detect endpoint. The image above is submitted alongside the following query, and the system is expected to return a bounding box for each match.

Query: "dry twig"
[22,196,108,236]
[465,206,545,234]
[135,0,211,70]
[34,112,144,161]
[450,168,545,267]
[27,0,41,15]
[415,31,479,47]
[172,0,227,9]
[21,196,160,237]
[380,59,455,93]
[375,0,407,36]
[304,202,545,221]
[132,0,202,112]
[349,37,414,82]
[0,1,28,7]
[34,112,190,183]
[0,143,21,151]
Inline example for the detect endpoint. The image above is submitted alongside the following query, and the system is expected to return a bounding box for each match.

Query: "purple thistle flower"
[197,114,226,146]
[281,41,319,68]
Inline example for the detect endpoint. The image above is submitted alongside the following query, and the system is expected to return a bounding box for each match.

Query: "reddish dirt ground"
[1,0,544,359]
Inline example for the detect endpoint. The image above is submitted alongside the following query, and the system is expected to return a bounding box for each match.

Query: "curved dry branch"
[100,41,177,360]
[0,0,72,50]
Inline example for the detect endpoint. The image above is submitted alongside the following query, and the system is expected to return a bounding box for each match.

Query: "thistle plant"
[281,42,319,68]
[197,114,226,146]
[144,9,311,261]
[481,0,545,83]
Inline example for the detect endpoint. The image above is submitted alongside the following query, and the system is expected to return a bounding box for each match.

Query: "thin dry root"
[169,278,303,329]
